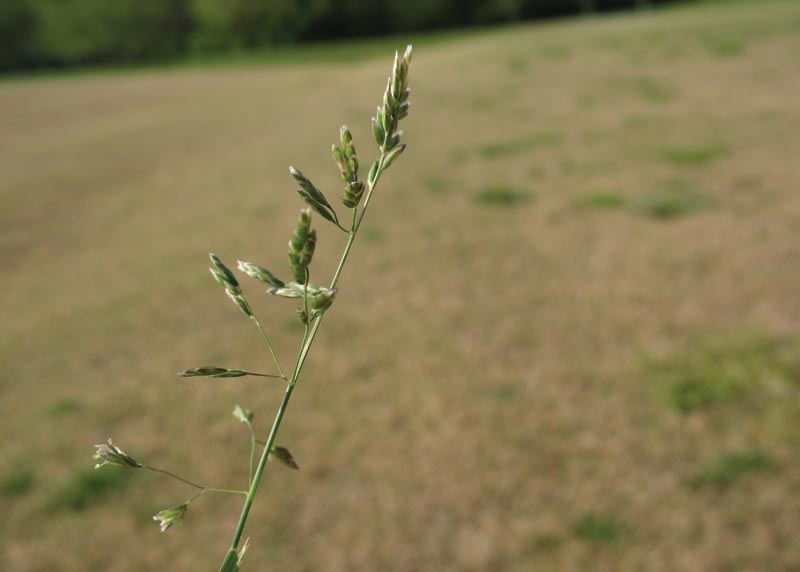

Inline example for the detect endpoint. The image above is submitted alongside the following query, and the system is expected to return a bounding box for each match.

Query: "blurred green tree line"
[1,0,674,71]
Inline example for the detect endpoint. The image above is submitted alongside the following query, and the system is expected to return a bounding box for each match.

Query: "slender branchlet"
[92,45,414,570]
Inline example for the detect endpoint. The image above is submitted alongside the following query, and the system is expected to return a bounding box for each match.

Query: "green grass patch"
[477,132,560,159]
[48,467,131,512]
[701,34,747,58]
[360,227,385,242]
[689,450,771,490]
[0,467,36,498]
[532,533,562,551]
[473,186,532,206]
[647,333,800,413]
[629,76,679,104]
[508,55,528,74]
[661,145,728,166]
[633,180,707,220]
[45,399,85,417]
[576,191,627,210]
[571,514,626,544]
[481,384,518,402]
[423,177,448,194]
[540,44,572,61]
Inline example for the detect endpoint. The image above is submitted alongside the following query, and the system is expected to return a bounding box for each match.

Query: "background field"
[2,1,800,570]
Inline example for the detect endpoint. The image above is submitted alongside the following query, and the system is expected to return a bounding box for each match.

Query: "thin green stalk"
[225,159,389,557]
[229,383,294,551]
[246,424,256,486]
[144,466,247,495]
[248,373,284,379]
[253,316,286,380]
[144,466,206,489]
[206,488,248,496]
[330,154,384,287]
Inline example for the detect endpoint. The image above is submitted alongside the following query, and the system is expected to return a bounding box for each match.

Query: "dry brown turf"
[2,1,800,570]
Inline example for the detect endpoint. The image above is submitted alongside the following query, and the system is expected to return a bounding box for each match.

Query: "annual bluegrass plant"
[92,45,414,571]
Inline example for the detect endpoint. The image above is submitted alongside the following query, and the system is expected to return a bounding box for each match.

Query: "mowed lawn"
[2,1,800,570]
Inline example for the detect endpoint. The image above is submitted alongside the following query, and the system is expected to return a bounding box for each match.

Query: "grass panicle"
[90,45,414,570]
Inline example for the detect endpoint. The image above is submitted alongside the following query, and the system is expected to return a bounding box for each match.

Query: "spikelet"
[288,209,313,284]
[310,288,337,317]
[290,166,343,229]
[93,439,142,469]
[372,45,413,155]
[209,253,253,318]
[177,367,249,378]
[153,504,188,532]
[237,261,285,288]
[333,126,365,208]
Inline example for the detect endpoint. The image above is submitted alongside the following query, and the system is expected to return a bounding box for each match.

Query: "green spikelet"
[237,261,285,288]
[209,253,252,318]
[299,229,316,269]
[177,367,248,378]
[372,45,413,155]
[290,166,346,230]
[288,208,313,284]
[209,253,240,294]
[333,126,365,208]
[310,288,337,317]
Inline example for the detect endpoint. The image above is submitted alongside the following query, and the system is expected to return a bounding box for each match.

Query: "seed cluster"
[333,126,365,208]
[372,45,413,174]
[209,253,253,318]
[287,208,315,284]
[290,167,343,230]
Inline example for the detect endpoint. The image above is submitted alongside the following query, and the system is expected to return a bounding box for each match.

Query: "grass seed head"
[93,439,142,469]
[288,209,314,283]
[178,367,249,378]
[271,446,300,470]
[334,126,365,208]
[310,288,337,316]
[226,290,254,318]
[209,253,240,292]
[373,45,412,151]
[233,405,254,424]
[237,261,285,288]
[299,229,317,269]
[209,253,252,317]
[153,503,188,532]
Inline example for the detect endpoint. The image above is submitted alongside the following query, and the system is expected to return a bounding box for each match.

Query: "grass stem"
[224,155,389,560]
